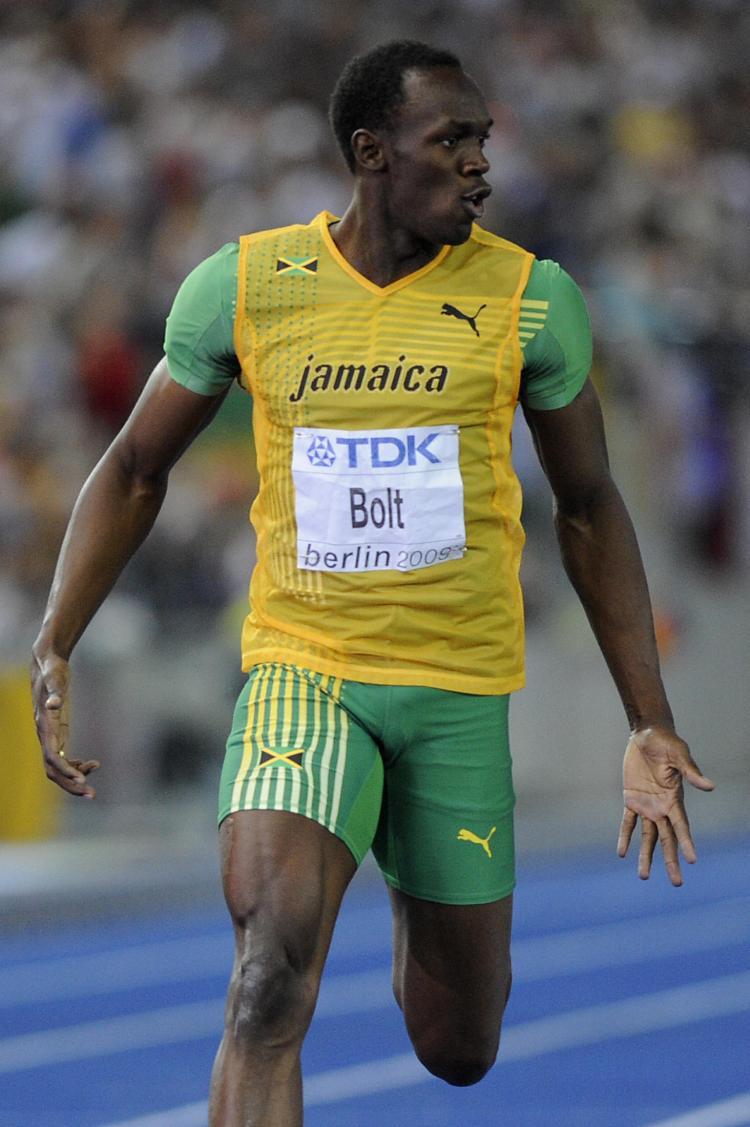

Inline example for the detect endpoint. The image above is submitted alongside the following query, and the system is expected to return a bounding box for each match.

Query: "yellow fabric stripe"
[519,298,549,309]
[326,675,347,830]
[290,667,308,814]
[305,675,322,820]
[233,237,257,393]
[246,664,275,809]
[231,666,263,810]
[328,706,348,833]
[258,665,282,809]
[233,664,270,810]
[316,678,337,827]
[513,251,535,403]
[274,665,295,807]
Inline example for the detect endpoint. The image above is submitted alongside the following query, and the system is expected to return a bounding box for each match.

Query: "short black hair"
[329,40,462,174]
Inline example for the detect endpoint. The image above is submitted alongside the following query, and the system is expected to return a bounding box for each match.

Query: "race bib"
[292,425,466,573]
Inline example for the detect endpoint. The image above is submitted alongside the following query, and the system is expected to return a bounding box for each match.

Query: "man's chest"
[245,280,518,429]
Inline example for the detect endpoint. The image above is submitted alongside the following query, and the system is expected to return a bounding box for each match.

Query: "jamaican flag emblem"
[276,256,318,277]
[258,746,306,769]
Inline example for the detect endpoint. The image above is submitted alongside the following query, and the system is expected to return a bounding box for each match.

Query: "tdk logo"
[306,436,336,467]
[309,432,442,470]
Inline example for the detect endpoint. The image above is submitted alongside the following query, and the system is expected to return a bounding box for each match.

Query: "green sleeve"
[519,258,592,411]
[163,242,242,396]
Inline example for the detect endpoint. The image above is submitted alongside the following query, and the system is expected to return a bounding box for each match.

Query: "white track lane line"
[641,1092,750,1127]
[514,895,750,982]
[103,1055,433,1127]
[2,914,750,1075]
[0,967,392,1075]
[98,1104,207,1127]
[0,905,390,1008]
[96,969,750,1126]
[3,894,749,1007]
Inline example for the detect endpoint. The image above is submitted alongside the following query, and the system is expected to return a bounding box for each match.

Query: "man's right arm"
[31,359,229,798]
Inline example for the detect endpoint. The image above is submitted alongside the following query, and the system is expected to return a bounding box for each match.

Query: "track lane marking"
[641,1092,750,1127]
[2,894,749,1007]
[0,968,391,1074]
[1,966,747,1085]
[95,970,750,1125]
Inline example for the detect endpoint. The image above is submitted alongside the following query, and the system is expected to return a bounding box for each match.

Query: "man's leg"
[389,888,513,1086]
[211,665,384,1124]
[209,809,357,1127]
[367,687,515,1085]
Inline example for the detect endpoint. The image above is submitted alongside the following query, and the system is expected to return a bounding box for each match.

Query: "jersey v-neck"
[317,210,453,297]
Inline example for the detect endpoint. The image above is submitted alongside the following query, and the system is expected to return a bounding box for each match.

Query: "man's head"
[329,40,493,246]
[329,41,462,174]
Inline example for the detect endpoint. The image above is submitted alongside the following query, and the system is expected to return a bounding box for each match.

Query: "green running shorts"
[219,663,515,904]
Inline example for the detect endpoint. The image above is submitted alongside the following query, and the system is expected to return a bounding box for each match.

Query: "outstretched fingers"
[668,801,697,866]
[638,818,658,880]
[632,816,678,884]
[620,729,713,884]
[656,817,683,886]
[620,805,696,885]
[617,807,637,858]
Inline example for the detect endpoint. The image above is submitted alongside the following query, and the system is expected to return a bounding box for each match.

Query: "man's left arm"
[523,380,714,885]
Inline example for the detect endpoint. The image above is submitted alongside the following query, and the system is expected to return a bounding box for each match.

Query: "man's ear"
[350,128,387,172]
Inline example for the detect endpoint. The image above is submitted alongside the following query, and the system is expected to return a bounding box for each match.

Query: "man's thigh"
[220,664,385,867]
[371,688,515,905]
[390,888,513,1063]
[220,808,357,970]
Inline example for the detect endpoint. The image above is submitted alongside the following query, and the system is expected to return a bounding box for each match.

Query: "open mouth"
[460,186,491,221]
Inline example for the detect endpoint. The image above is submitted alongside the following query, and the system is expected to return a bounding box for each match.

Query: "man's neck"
[329,190,442,287]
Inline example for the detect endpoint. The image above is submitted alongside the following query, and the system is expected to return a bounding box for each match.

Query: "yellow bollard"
[0,668,60,840]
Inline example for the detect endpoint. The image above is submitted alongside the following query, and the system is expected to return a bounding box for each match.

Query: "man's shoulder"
[239,212,325,250]
[469,225,533,260]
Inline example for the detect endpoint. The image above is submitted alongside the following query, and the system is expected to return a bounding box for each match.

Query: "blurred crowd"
[1,0,749,677]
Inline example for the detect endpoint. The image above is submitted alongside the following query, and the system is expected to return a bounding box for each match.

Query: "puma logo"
[440,303,486,337]
[457,826,497,859]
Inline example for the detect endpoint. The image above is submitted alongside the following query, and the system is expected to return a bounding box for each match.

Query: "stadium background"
[0,2,748,1123]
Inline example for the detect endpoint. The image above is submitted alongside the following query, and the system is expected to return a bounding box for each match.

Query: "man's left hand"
[617,726,714,886]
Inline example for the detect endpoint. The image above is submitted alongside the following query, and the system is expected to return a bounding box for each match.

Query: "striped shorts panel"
[219,664,383,865]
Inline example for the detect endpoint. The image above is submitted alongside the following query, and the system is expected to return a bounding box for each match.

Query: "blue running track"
[1,834,748,1127]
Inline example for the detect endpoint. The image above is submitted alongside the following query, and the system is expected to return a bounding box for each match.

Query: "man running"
[31,40,714,1127]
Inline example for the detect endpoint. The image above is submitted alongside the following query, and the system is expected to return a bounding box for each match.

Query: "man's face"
[380,67,492,246]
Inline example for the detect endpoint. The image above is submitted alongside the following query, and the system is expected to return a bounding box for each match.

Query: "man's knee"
[410,969,511,1087]
[226,944,317,1051]
[414,1030,500,1087]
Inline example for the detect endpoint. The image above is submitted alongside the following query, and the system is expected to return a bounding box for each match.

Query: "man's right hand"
[30,648,100,798]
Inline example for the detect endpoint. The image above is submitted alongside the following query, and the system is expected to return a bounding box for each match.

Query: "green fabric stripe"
[235,664,259,811]
[340,753,383,864]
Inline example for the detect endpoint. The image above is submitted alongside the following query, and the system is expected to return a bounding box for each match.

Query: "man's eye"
[442,137,459,148]
[479,133,490,148]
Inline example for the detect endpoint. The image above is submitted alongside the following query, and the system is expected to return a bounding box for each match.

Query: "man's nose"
[462,141,490,175]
